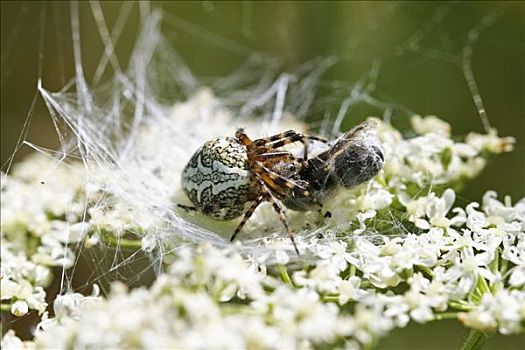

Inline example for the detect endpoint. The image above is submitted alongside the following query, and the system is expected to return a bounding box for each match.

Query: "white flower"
[350,294,396,345]
[293,261,341,293]
[444,247,495,297]
[382,295,411,327]
[0,242,50,316]
[502,235,525,288]
[411,115,451,137]
[338,276,366,305]
[354,210,376,234]
[32,235,76,268]
[350,238,402,288]
[275,249,290,265]
[403,273,441,323]
[399,189,461,230]
[459,289,525,334]
[267,287,340,342]
[11,300,29,316]
[223,316,283,350]
[47,221,90,244]
[1,330,35,350]
[426,189,456,227]
[168,244,266,301]
[326,241,354,272]
[466,129,514,154]
[465,202,490,233]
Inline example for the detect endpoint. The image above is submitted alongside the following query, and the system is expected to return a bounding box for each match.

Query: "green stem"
[100,231,142,250]
[278,265,293,286]
[489,248,499,274]
[472,275,491,304]
[344,264,356,279]
[461,329,492,350]
[490,250,504,294]
[433,312,459,321]
[360,280,373,289]
[476,275,491,296]
[448,300,476,311]
[418,265,435,278]
[499,258,508,275]
[322,294,340,302]
[1,303,12,312]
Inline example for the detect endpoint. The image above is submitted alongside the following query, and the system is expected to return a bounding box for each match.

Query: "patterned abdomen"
[181,137,254,220]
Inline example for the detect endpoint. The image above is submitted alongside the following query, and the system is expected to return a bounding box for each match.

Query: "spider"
[180,128,327,254]
[180,121,385,254]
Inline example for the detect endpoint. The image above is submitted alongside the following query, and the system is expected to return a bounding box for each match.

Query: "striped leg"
[266,188,300,255]
[255,162,310,196]
[230,196,264,242]
[254,130,327,146]
[255,151,295,162]
[235,129,252,147]
[256,178,300,255]
[237,128,327,161]
[256,130,327,147]
[176,204,198,212]
[253,130,327,160]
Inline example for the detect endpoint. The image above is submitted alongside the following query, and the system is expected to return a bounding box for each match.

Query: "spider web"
[1,2,523,302]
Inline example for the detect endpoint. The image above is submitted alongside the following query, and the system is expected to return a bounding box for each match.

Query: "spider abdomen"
[181,137,255,220]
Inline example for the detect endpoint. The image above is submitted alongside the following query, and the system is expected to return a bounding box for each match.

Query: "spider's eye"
[288,164,296,172]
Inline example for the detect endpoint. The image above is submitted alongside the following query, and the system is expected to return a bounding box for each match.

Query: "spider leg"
[251,177,300,254]
[259,130,327,146]
[302,141,309,161]
[258,180,300,255]
[254,130,327,160]
[252,130,297,146]
[230,196,264,242]
[254,130,326,146]
[256,162,310,196]
[235,128,252,147]
[176,204,198,212]
[256,151,306,174]
[255,151,295,162]
[254,152,311,199]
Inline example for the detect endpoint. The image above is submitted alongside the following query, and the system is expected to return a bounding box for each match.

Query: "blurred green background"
[1,1,524,348]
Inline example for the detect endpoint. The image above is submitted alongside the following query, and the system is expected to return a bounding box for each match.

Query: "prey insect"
[278,121,385,211]
[180,121,385,254]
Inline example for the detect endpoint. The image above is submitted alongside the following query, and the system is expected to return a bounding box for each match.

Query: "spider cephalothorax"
[180,121,385,254]
[181,129,326,254]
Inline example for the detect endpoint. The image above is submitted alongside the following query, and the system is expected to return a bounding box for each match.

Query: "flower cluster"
[5,189,524,349]
[1,158,88,316]
[19,245,351,349]
[1,92,523,349]
[1,239,49,316]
